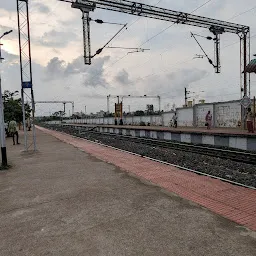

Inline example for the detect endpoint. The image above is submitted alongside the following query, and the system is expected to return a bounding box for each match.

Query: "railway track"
[49,124,256,165]
[41,124,256,189]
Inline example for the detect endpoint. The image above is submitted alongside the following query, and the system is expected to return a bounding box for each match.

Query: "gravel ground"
[44,125,256,188]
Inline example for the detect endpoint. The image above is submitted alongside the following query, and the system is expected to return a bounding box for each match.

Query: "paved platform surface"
[0,129,255,256]
[66,123,256,137]
[39,126,256,231]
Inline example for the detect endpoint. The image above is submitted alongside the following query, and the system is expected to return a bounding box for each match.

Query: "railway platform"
[0,128,255,255]
[62,123,256,151]
[69,123,256,136]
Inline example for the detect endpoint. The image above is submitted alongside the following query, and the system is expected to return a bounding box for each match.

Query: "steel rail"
[49,124,256,165]
[42,124,256,190]
[83,130,256,165]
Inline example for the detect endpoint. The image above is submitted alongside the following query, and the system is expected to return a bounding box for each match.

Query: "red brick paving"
[37,126,256,231]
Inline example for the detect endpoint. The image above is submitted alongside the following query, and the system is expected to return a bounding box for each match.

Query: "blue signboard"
[22,81,32,88]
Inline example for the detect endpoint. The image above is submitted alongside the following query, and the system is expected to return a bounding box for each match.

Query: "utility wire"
[91,24,127,58]
[139,0,213,47]
[190,32,215,68]
[90,18,125,26]
[227,5,256,21]
[106,46,150,50]
[107,33,256,88]
[112,0,164,42]
[222,34,256,49]
[191,0,213,13]
[104,0,214,71]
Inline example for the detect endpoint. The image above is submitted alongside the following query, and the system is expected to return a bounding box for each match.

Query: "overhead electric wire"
[222,33,256,49]
[227,5,256,21]
[91,24,127,58]
[191,0,213,13]
[90,18,125,26]
[139,0,214,47]
[106,5,256,81]
[55,0,254,100]
[190,32,215,68]
[103,0,214,72]
[105,32,256,89]
[106,46,149,50]
[111,0,164,42]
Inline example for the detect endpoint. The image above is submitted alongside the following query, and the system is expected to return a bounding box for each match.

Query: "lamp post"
[0,30,13,167]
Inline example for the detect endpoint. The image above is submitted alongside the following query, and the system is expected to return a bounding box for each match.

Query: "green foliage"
[3,90,32,123]
[134,110,145,116]
[52,111,65,117]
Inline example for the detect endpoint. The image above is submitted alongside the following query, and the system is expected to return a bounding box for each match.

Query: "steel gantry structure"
[107,94,161,113]
[35,101,75,116]
[67,0,250,98]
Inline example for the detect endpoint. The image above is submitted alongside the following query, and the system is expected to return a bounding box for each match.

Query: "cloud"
[0,50,19,65]
[0,2,16,12]
[145,68,208,98]
[39,29,78,48]
[82,56,111,87]
[45,57,66,78]
[44,55,111,88]
[34,3,50,14]
[115,69,132,85]
[0,1,50,13]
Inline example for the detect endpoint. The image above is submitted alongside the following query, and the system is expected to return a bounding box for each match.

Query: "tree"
[3,90,32,123]
[53,111,65,119]
[134,110,145,116]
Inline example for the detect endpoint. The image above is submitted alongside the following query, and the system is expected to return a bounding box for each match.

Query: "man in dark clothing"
[172,113,178,128]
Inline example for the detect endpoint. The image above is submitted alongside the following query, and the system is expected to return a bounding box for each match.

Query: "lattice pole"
[72,1,96,65]
[17,0,36,151]
[239,30,251,129]
[82,11,92,65]
[240,31,251,98]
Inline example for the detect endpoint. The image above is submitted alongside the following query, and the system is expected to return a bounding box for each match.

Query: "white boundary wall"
[59,100,244,129]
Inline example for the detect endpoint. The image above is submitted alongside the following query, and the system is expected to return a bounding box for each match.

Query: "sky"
[0,0,255,116]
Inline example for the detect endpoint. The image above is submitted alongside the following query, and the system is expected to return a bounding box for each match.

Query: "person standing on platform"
[27,118,31,131]
[8,119,20,145]
[246,108,254,133]
[205,111,212,130]
[172,112,178,128]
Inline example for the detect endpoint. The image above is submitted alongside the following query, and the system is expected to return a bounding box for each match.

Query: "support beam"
[240,32,250,98]
[71,1,95,64]
[107,95,110,113]
[214,33,221,74]
[71,0,249,34]
[82,11,92,65]
[35,101,75,116]
[63,103,66,115]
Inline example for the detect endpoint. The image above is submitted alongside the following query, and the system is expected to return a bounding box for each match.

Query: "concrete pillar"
[212,103,216,128]
[193,104,197,127]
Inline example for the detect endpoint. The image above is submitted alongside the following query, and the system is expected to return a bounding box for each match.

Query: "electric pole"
[0,30,13,167]
[185,87,188,107]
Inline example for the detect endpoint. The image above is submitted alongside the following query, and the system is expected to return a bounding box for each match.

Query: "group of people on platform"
[171,108,255,133]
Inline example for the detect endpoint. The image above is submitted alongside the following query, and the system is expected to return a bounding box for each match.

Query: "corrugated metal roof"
[244,59,256,73]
